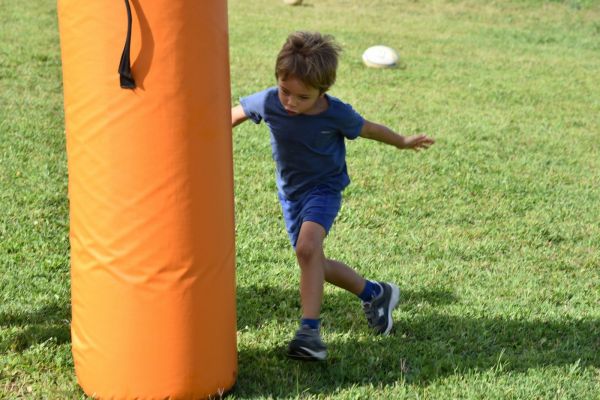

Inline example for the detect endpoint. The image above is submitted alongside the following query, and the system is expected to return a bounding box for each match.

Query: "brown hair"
[275,31,342,93]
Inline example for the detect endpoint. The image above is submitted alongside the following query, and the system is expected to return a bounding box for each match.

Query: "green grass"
[1,0,599,398]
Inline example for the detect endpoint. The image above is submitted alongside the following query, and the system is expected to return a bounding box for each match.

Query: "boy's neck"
[303,95,329,116]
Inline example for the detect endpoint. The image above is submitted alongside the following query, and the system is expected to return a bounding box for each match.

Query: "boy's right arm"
[231,105,249,127]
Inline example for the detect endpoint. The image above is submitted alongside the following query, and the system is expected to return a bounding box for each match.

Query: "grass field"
[1,0,600,398]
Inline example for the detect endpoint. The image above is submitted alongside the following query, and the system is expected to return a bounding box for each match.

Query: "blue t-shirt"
[240,87,364,200]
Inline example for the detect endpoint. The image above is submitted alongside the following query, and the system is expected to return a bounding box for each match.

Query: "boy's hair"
[275,31,342,94]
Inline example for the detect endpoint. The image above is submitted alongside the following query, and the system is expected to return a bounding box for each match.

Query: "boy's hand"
[400,134,435,151]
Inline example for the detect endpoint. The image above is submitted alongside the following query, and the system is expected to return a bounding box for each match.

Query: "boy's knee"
[295,221,326,265]
[295,238,322,265]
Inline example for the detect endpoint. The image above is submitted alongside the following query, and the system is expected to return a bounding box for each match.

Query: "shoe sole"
[382,284,400,335]
[286,347,327,361]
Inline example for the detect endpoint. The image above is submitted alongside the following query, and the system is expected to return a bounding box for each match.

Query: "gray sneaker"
[362,282,400,335]
[286,325,327,361]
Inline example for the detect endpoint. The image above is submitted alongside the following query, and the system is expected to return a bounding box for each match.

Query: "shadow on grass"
[2,287,597,397]
[235,285,600,397]
[0,302,71,352]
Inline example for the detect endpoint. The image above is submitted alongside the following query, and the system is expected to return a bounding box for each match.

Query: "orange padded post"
[57,1,237,398]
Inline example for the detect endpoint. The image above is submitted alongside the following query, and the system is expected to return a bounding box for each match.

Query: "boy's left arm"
[359,120,434,151]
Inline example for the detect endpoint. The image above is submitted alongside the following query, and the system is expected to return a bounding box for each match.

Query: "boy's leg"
[294,221,327,319]
[287,221,328,361]
[323,258,366,296]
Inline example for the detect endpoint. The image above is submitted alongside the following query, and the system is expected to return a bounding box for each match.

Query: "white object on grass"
[283,0,303,5]
[362,45,399,68]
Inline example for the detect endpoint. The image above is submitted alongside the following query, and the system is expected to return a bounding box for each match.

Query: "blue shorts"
[278,186,342,249]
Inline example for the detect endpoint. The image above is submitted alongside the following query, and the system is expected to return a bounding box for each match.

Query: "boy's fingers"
[406,135,434,150]
[414,135,434,143]
[413,141,432,150]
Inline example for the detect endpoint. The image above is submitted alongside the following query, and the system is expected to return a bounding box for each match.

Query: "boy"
[231,31,434,361]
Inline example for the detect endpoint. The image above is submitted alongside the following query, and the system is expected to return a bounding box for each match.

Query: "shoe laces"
[362,301,379,326]
[298,325,319,338]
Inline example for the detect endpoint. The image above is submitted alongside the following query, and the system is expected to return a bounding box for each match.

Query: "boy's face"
[277,76,324,116]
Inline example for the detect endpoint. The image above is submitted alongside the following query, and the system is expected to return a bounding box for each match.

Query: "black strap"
[118,0,136,89]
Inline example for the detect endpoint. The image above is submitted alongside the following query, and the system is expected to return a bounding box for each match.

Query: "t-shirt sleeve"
[337,102,364,140]
[239,89,269,124]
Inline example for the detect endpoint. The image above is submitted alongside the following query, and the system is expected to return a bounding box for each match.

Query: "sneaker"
[362,282,400,335]
[286,325,327,361]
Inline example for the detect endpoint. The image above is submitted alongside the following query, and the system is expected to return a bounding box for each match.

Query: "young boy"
[231,31,434,361]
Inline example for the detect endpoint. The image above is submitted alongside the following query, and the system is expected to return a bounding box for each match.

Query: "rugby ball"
[362,45,399,68]
[283,0,303,5]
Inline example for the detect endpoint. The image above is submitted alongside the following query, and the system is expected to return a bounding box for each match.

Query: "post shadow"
[235,284,600,398]
[0,302,71,352]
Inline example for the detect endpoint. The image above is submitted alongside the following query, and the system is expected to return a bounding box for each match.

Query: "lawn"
[1,0,599,398]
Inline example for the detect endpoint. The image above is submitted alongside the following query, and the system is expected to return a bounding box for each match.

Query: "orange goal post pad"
[58,0,237,398]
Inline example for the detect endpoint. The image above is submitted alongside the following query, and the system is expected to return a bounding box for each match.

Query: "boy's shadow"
[236,284,600,397]
[0,302,71,352]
